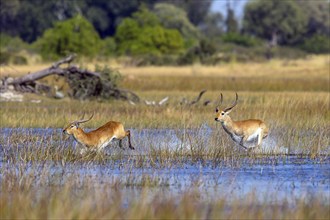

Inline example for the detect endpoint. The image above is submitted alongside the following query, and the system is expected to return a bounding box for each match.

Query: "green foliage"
[296,0,330,37]
[100,37,116,57]
[199,12,224,40]
[179,39,218,65]
[153,3,200,47]
[243,0,308,45]
[168,0,212,26]
[115,6,184,56]
[0,33,29,53]
[0,33,30,65]
[36,15,102,60]
[225,8,238,33]
[221,33,261,47]
[132,4,160,27]
[300,35,330,54]
[0,0,80,43]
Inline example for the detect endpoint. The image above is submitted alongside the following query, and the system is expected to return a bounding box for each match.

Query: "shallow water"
[2,126,325,154]
[1,128,329,204]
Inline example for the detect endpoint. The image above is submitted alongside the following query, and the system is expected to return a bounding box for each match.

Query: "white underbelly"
[98,136,115,150]
[246,128,261,142]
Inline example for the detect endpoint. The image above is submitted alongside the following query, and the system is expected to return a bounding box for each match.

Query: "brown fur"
[63,120,134,151]
[215,109,268,150]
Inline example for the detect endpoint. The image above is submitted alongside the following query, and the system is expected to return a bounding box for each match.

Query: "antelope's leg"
[126,130,135,150]
[119,139,123,148]
[257,130,264,148]
[239,137,248,150]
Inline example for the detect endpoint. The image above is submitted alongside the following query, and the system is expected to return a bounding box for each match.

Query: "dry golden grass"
[0,91,328,128]
[120,55,329,78]
[1,55,328,78]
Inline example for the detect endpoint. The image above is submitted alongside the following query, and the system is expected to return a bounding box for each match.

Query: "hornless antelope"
[63,114,134,153]
[215,93,268,151]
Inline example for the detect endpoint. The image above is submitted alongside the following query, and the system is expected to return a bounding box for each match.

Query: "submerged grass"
[1,91,328,158]
[1,160,329,220]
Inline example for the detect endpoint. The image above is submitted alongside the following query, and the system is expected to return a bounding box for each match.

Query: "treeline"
[0,0,329,65]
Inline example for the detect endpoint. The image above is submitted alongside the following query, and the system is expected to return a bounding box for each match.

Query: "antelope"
[63,114,134,153]
[215,93,268,151]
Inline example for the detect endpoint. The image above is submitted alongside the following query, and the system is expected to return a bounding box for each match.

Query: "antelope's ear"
[224,109,232,114]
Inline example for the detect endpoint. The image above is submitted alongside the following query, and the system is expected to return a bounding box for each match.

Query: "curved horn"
[215,93,223,112]
[74,113,94,124]
[224,93,238,112]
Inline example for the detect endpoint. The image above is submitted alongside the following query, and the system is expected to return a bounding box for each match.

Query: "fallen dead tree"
[0,54,140,102]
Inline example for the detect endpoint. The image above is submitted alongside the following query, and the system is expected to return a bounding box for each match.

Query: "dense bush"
[100,37,116,57]
[221,33,261,47]
[300,35,330,54]
[115,6,184,56]
[36,15,102,60]
[178,39,218,65]
[0,33,31,64]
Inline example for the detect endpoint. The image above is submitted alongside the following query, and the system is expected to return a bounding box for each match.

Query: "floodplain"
[1,55,329,219]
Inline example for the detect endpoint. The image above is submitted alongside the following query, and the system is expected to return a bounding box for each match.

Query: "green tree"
[295,0,330,37]
[0,0,80,43]
[115,5,184,56]
[36,15,101,60]
[243,0,308,45]
[199,12,224,40]
[165,0,212,26]
[153,3,200,47]
[301,34,330,54]
[225,7,238,33]
[0,0,20,36]
[0,0,155,42]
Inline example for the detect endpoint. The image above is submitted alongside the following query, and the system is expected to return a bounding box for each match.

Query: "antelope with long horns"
[63,114,134,153]
[215,93,268,151]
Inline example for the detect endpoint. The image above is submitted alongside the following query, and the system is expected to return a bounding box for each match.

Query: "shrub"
[0,33,30,53]
[100,37,116,57]
[300,35,330,54]
[36,15,102,60]
[221,33,261,47]
[178,39,218,65]
[12,55,28,65]
[115,6,184,56]
[0,51,11,64]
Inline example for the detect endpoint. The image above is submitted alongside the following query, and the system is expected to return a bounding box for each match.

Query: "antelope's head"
[215,93,238,123]
[63,114,94,135]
